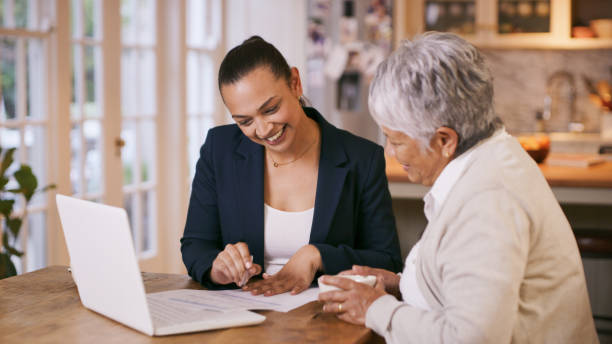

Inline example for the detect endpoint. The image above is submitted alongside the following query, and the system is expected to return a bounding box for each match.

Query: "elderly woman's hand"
[340,265,401,298]
[242,244,322,296]
[318,275,387,325]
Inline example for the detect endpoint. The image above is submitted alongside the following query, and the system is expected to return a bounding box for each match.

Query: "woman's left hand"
[318,275,387,325]
[243,244,322,296]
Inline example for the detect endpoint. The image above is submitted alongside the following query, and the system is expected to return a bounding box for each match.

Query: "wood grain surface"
[0,266,382,344]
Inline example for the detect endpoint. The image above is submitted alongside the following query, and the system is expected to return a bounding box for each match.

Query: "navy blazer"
[181,107,402,287]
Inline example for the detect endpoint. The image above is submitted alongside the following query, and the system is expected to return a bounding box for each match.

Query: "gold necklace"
[268,137,318,167]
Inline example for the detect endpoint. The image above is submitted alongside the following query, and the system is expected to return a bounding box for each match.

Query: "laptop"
[56,194,265,336]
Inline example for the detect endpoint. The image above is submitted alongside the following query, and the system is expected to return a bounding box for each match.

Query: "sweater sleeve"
[365,189,531,343]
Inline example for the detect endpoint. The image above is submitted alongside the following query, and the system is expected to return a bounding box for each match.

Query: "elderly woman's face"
[382,126,449,187]
[221,66,304,153]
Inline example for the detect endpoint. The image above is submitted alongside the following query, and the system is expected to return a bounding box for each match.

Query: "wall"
[225,0,307,79]
[481,49,612,134]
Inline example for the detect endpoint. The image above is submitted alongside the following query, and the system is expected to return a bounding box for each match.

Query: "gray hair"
[368,32,502,155]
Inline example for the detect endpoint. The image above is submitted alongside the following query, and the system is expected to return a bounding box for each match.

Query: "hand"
[318,275,387,325]
[340,265,401,298]
[210,242,262,286]
[243,244,322,296]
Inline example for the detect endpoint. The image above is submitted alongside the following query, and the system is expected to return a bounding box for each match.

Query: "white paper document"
[148,287,320,313]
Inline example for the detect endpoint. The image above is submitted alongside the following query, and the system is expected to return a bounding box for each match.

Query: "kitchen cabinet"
[394,0,612,49]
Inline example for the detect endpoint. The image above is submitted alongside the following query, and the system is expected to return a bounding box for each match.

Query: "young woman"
[181,36,401,296]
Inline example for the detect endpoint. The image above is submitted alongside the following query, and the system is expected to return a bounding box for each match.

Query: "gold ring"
[338,303,343,312]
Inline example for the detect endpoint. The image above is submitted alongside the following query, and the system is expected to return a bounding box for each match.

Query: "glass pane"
[121,120,136,185]
[71,0,81,38]
[141,190,155,252]
[0,127,21,192]
[70,123,82,195]
[26,39,46,119]
[121,0,156,45]
[140,119,156,183]
[83,0,97,38]
[25,125,46,207]
[71,45,82,119]
[121,49,137,116]
[498,0,550,34]
[123,192,136,238]
[84,45,101,118]
[14,0,27,28]
[186,51,199,115]
[425,1,475,35]
[200,54,214,114]
[1,38,17,121]
[26,212,46,272]
[83,120,102,194]
[187,0,221,49]
[138,49,155,116]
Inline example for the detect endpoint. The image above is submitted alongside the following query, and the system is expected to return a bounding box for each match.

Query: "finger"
[224,245,247,280]
[217,252,240,283]
[338,269,356,276]
[263,278,291,296]
[322,302,345,314]
[319,275,356,290]
[249,263,262,276]
[352,265,373,275]
[235,242,253,268]
[211,259,231,284]
[318,289,349,303]
[374,274,386,291]
[262,272,272,279]
[291,283,308,295]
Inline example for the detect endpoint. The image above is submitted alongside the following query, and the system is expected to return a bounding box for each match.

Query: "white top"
[400,129,510,310]
[263,204,314,275]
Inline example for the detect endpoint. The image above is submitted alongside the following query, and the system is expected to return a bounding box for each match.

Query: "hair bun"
[243,35,265,44]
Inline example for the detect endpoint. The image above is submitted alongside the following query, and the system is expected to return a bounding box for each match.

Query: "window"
[0,0,56,273]
[186,0,221,181]
[121,0,157,258]
[70,0,103,201]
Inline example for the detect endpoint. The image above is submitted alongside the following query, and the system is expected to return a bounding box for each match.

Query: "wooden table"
[386,153,612,206]
[0,266,380,344]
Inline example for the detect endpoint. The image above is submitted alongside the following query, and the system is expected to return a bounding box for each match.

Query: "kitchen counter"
[386,153,612,205]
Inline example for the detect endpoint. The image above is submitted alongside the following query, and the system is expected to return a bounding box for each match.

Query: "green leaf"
[14,164,38,202]
[0,199,15,219]
[0,176,9,190]
[6,218,22,238]
[0,253,18,279]
[0,147,16,177]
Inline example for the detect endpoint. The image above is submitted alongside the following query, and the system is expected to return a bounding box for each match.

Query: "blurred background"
[0,1,611,338]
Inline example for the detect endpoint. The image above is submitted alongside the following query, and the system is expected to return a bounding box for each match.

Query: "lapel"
[233,135,265,266]
[307,108,349,244]
[231,108,349,263]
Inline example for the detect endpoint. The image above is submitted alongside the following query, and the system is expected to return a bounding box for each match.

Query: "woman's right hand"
[340,265,401,298]
[210,242,262,286]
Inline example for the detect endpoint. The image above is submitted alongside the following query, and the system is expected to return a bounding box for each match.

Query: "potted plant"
[0,147,55,279]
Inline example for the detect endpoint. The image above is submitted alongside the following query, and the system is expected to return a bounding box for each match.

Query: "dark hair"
[218,36,292,90]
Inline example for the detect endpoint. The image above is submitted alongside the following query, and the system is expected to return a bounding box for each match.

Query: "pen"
[239,255,253,287]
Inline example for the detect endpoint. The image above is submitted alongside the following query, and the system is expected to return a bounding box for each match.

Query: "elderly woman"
[318,32,597,343]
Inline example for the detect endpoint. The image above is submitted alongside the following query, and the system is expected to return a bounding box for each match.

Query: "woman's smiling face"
[221,66,305,153]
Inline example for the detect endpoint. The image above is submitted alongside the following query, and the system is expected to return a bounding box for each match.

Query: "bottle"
[339,0,358,44]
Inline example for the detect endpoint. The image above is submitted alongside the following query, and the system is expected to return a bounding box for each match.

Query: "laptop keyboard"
[147,295,220,328]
